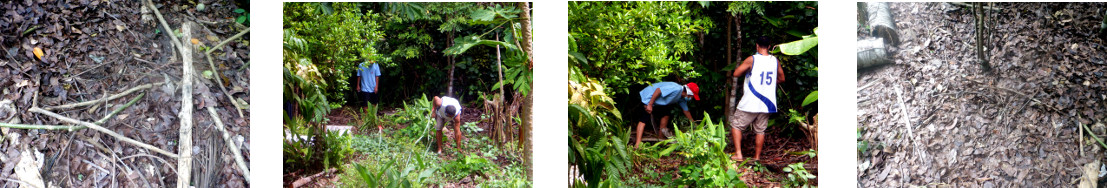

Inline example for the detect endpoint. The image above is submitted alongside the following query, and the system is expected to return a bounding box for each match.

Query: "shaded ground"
[632,123,818,187]
[0,0,250,187]
[857,2,1106,187]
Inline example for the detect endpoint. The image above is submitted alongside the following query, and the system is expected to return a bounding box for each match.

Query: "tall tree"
[516,2,533,180]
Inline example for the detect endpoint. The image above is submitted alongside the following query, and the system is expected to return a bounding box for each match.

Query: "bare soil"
[857,2,1107,187]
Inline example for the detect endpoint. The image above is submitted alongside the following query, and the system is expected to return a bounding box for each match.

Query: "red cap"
[686,82,700,101]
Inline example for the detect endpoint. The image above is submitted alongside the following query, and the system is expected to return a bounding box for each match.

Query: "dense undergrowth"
[285,92,530,187]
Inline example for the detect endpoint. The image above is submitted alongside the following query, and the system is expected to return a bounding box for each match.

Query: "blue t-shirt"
[639,82,689,111]
[357,62,381,93]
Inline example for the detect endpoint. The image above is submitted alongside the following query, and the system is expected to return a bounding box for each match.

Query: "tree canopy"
[284,2,532,107]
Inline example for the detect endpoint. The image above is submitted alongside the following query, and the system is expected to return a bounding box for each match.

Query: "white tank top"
[737,54,778,113]
[437,97,462,117]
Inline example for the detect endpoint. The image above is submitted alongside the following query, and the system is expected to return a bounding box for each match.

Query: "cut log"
[866,2,898,46]
[857,38,891,69]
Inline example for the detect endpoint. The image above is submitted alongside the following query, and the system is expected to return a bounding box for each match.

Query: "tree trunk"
[516,2,533,181]
[447,31,456,97]
[974,3,991,72]
[725,15,733,124]
[495,32,506,146]
[727,13,742,122]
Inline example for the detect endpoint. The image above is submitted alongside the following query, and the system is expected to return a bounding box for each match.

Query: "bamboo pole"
[866,2,899,46]
[857,38,890,69]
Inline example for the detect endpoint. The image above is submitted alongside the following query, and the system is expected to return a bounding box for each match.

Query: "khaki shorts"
[434,115,455,130]
[729,110,769,134]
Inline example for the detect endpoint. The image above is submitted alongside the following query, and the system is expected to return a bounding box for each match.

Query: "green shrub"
[283,115,354,173]
[352,158,437,188]
[660,113,746,187]
[351,103,391,133]
[394,95,434,141]
[443,154,495,179]
[341,134,440,188]
[782,162,816,188]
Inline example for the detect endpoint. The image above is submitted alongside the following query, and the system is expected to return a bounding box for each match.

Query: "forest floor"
[857,2,1107,187]
[631,122,818,187]
[0,0,250,187]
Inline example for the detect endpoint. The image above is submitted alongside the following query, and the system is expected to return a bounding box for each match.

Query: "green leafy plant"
[779,27,818,55]
[462,121,483,134]
[234,8,250,25]
[351,103,390,133]
[857,128,869,157]
[353,159,436,188]
[283,115,354,173]
[442,154,495,179]
[394,95,434,142]
[568,103,631,186]
[782,162,817,188]
[659,113,746,187]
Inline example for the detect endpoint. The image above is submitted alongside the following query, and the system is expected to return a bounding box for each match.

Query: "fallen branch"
[291,168,336,188]
[206,106,250,184]
[176,22,196,188]
[28,107,178,158]
[43,83,160,111]
[3,92,145,131]
[202,27,250,118]
[0,123,83,130]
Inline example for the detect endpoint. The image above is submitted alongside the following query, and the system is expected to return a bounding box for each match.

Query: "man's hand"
[645,104,653,114]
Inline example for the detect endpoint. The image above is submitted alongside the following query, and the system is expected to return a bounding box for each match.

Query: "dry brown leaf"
[32,47,43,60]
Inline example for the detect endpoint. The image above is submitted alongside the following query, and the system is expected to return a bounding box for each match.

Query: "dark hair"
[756,36,771,48]
[445,106,457,117]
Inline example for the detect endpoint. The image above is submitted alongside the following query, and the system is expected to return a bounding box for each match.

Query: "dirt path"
[0,1,250,187]
[857,3,1106,187]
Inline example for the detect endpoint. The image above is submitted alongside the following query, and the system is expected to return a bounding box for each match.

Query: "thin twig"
[893,86,913,137]
[205,28,249,55]
[95,92,146,125]
[1080,121,1107,149]
[43,83,161,111]
[0,123,83,130]
[147,0,183,49]
[0,177,36,188]
[206,106,250,184]
[29,107,178,158]
[6,92,145,131]
[204,28,250,118]
[947,2,1003,11]
[120,154,178,174]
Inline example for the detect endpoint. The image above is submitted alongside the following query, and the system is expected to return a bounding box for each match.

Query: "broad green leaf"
[780,29,818,56]
[801,90,818,107]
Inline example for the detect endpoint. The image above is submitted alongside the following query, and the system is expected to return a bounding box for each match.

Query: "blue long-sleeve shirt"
[638,82,689,111]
